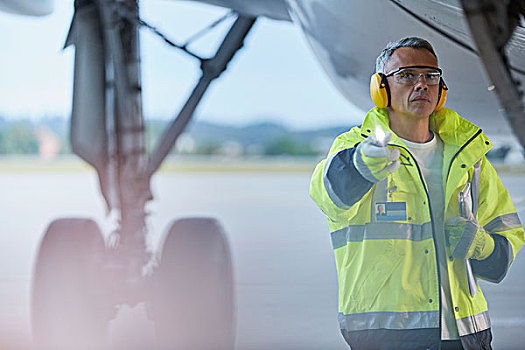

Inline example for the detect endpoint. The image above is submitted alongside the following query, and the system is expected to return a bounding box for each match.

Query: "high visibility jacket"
[310,107,524,349]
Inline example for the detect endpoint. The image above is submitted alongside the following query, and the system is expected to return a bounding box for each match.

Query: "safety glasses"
[385,65,443,86]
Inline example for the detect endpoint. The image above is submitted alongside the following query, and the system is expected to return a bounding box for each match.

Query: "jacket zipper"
[391,129,482,337]
[450,131,484,299]
[390,144,443,335]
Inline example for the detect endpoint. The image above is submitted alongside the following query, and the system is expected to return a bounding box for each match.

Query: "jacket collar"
[361,107,485,147]
[429,108,482,147]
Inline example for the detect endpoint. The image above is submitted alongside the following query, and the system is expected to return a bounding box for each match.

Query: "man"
[310,37,524,350]
[376,204,386,217]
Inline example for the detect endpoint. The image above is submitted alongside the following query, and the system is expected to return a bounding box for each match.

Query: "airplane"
[1,0,523,348]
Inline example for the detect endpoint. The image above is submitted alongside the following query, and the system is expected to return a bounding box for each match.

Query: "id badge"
[375,202,407,221]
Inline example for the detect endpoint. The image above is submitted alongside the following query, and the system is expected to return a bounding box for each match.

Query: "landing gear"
[31,218,112,349]
[150,218,236,349]
[30,0,253,347]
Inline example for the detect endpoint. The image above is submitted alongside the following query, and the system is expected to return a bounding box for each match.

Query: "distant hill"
[0,116,353,156]
[176,120,353,156]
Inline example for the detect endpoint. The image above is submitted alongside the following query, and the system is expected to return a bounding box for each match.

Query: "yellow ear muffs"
[434,78,448,111]
[370,73,391,108]
[371,73,448,111]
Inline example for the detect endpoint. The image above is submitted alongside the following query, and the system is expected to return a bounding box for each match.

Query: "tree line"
[0,117,347,157]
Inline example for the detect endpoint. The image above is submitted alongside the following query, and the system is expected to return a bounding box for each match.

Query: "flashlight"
[375,125,387,146]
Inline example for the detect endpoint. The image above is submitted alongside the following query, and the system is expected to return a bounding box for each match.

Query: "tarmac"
[0,164,523,349]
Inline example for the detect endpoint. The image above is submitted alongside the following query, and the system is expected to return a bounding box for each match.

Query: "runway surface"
[0,167,524,349]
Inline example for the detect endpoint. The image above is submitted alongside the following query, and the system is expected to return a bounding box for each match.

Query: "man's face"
[384,47,440,119]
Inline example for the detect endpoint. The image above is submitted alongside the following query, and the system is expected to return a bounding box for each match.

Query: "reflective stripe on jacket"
[310,107,524,349]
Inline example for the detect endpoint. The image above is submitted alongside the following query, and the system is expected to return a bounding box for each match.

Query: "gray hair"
[375,37,438,74]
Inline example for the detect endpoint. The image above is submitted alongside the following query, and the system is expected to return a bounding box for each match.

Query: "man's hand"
[445,216,495,260]
[353,132,401,183]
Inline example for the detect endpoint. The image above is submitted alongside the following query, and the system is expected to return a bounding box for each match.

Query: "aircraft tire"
[151,217,235,349]
[31,218,111,350]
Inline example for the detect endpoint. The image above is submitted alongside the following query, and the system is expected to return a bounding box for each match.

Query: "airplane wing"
[182,0,291,21]
[0,0,53,16]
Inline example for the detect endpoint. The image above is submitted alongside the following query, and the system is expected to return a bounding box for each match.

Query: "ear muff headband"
[434,78,448,111]
[369,74,448,111]
[370,73,391,108]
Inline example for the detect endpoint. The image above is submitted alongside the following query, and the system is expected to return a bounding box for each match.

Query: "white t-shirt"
[400,132,460,340]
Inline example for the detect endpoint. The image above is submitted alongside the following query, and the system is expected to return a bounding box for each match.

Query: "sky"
[0,0,364,130]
